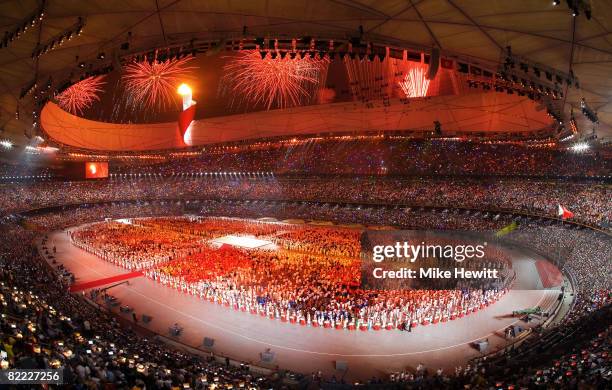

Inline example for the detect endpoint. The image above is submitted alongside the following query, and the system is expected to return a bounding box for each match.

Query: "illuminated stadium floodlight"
[24,145,58,154]
[570,142,589,152]
[0,140,12,149]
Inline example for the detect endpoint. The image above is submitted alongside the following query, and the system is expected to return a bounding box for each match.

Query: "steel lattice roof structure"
[1,0,611,150]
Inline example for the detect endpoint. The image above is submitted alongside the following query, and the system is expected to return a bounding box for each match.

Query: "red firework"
[222,51,329,110]
[56,75,106,115]
[399,66,431,98]
[122,56,196,111]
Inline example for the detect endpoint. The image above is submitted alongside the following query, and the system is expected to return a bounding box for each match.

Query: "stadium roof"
[42,92,551,151]
[1,0,611,149]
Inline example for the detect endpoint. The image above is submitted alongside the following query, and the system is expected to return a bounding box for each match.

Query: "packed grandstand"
[1,146,610,387]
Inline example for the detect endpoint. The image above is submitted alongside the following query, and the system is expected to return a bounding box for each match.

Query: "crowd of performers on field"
[69,221,205,270]
[70,217,512,331]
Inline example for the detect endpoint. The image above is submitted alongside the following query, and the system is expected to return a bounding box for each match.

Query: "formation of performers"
[71,217,511,331]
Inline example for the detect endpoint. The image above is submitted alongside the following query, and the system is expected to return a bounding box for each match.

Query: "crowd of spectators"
[0,221,286,389]
[379,294,610,389]
[0,140,609,388]
[505,227,611,291]
[0,176,609,228]
[0,161,53,180]
[0,198,608,388]
[108,139,611,178]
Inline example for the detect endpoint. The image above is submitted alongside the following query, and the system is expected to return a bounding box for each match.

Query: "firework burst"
[222,51,329,110]
[399,66,431,98]
[122,56,196,111]
[56,75,106,115]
